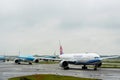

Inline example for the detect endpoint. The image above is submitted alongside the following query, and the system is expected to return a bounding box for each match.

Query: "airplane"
[52,42,119,70]
[37,51,60,61]
[14,54,39,65]
[0,55,6,62]
[38,55,58,61]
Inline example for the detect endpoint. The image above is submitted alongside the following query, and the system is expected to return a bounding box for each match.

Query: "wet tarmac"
[0,61,120,80]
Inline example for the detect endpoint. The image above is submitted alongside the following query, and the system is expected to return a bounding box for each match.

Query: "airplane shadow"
[64,68,100,71]
[13,63,33,65]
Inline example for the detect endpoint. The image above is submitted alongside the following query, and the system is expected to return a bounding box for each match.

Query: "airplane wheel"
[94,68,97,70]
[82,65,87,70]
[64,66,69,70]
[3,60,5,62]
[7,59,9,61]
[29,62,32,65]
[94,65,97,70]
[18,62,21,64]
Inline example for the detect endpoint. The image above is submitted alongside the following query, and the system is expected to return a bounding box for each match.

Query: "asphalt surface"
[0,61,120,80]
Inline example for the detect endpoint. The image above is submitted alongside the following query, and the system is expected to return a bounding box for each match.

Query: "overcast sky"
[0,0,120,55]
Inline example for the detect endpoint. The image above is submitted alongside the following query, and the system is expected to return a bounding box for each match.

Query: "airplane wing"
[100,55,120,60]
[38,57,61,61]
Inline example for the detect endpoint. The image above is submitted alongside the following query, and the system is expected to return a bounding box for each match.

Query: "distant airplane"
[38,55,58,61]
[36,50,60,61]
[46,42,119,70]
[0,56,6,62]
[14,54,39,65]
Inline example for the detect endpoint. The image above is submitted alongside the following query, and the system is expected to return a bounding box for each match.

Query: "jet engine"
[33,58,39,63]
[14,58,20,64]
[59,61,69,69]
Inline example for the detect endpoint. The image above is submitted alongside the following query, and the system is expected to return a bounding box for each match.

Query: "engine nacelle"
[33,58,39,63]
[59,61,69,69]
[14,58,20,64]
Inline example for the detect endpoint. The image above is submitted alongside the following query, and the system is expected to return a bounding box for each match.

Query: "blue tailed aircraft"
[14,54,39,65]
[0,56,6,62]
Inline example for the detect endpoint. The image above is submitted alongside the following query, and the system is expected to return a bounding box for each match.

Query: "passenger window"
[94,57,99,59]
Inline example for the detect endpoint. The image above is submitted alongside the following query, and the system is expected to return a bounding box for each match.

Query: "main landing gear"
[94,65,98,70]
[82,65,88,70]
[29,62,32,65]
[82,65,98,70]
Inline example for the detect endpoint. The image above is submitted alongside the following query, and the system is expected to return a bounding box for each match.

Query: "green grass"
[101,63,120,68]
[102,59,120,63]
[9,74,99,80]
[101,59,120,68]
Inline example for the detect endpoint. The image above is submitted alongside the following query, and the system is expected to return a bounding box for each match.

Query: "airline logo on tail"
[60,45,64,55]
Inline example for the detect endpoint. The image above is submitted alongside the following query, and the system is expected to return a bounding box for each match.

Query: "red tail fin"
[60,45,63,55]
[59,40,64,55]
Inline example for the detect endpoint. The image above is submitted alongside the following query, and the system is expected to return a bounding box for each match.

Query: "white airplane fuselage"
[59,53,102,70]
[59,53,101,65]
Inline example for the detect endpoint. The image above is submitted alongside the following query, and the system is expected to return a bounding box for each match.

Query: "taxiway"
[0,62,120,80]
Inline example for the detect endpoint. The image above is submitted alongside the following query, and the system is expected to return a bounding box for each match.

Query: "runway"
[0,61,120,80]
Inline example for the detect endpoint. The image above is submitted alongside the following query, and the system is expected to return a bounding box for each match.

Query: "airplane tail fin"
[19,51,21,56]
[59,41,64,55]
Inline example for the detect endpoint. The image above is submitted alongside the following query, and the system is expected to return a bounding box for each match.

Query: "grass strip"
[9,74,99,80]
